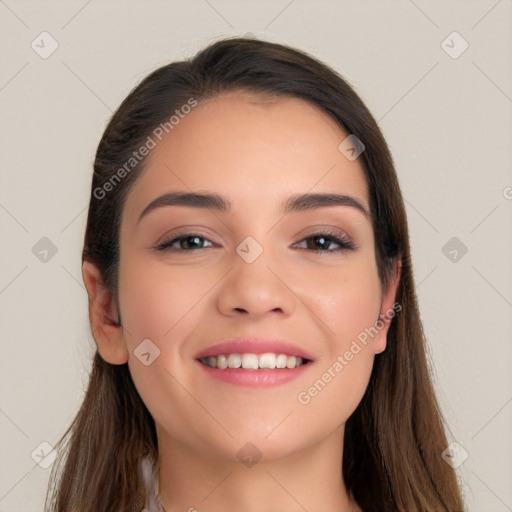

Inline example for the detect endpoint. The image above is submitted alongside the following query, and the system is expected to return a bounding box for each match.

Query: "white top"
[138,455,165,512]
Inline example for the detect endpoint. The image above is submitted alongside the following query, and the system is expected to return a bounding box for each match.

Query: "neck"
[155,424,360,512]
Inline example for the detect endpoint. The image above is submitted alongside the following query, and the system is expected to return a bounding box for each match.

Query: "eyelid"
[299,226,351,241]
[155,227,219,247]
[154,226,356,253]
[295,227,357,251]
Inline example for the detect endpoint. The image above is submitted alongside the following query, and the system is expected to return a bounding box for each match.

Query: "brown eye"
[155,233,215,251]
[295,230,356,253]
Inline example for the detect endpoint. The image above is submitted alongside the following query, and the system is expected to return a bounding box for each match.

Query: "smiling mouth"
[198,353,312,370]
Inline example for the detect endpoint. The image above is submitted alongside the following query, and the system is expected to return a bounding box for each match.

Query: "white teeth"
[286,356,297,369]
[200,353,308,369]
[227,354,242,368]
[241,353,259,369]
[276,354,287,368]
[259,353,276,369]
[217,354,228,369]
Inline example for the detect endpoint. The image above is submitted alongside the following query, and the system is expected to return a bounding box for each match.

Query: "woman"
[45,37,465,511]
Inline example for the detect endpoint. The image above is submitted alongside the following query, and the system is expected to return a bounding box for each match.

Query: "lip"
[194,337,315,361]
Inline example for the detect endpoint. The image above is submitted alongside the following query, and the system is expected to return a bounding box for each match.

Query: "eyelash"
[154,228,356,254]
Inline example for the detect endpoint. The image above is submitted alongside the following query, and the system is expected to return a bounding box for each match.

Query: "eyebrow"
[137,191,370,223]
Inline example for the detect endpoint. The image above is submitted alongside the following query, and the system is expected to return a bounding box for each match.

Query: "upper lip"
[195,337,315,361]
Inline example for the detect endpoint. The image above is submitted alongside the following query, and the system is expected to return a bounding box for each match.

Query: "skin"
[83,90,400,512]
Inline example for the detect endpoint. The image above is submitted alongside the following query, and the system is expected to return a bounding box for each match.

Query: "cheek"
[118,256,219,429]
[304,253,382,349]
[294,256,382,418]
[117,255,213,346]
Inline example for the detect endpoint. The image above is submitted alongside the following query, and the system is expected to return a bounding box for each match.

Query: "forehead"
[121,90,369,223]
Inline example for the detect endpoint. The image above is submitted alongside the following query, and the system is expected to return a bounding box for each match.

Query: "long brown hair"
[45,37,465,511]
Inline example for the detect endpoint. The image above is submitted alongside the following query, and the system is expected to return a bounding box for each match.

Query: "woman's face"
[116,90,398,462]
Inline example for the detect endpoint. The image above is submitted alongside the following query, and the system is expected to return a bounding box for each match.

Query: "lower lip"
[195,360,311,387]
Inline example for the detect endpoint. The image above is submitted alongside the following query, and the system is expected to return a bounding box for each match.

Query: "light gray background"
[1,1,511,511]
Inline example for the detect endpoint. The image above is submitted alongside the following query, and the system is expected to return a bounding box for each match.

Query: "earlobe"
[373,257,402,355]
[82,260,129,365]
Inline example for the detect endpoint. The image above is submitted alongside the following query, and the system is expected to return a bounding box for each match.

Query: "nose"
[216,245,297,319]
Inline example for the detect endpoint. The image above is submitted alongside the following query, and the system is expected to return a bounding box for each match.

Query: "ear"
[373,257,402,355]
[82,260,129,365]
